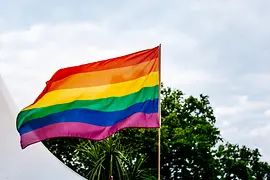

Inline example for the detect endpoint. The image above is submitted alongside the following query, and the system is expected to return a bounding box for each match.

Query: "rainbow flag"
[16,46,160,149]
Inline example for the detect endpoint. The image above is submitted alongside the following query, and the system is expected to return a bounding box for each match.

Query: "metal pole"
[157,44,161,180]
[109,154,113,180]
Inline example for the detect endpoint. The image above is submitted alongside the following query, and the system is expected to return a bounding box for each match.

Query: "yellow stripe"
[24,72,159,110]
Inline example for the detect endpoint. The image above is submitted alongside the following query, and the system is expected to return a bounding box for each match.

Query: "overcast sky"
[0,0,270,168]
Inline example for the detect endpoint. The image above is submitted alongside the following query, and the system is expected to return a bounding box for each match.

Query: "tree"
[75,138,129,180]
[43,84,270,179]
[214,143,270,179]
[43,137,152,179]
[118,85,222,179]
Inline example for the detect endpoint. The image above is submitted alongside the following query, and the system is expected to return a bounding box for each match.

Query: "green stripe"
[16,85,159,129]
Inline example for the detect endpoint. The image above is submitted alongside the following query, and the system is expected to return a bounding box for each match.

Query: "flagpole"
[158,44,161,180]
[109,154,113,180]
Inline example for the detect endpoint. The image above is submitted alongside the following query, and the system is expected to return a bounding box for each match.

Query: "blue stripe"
[18,98,158,135]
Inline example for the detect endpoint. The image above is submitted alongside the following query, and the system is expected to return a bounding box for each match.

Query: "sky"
[0,0,270,170]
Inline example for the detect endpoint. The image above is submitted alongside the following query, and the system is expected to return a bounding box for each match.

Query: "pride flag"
[16,46,160,149]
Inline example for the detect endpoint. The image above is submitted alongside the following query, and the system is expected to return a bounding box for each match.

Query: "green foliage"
[118,85,222,179]
[214,143,270,179]
[43,84,270,179]
[75,138,128,180]
[44,137,151,180]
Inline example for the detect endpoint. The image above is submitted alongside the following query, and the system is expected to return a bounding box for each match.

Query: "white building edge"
[0,75,84,180]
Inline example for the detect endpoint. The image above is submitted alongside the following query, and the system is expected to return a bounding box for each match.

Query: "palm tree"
[75,137,129,180]
[74,137,153,180]
[125,155,153,180]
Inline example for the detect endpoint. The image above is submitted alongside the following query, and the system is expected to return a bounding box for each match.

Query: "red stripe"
[47,46,159,84]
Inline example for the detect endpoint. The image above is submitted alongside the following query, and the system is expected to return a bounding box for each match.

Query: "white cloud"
[264,110,270,117]
[214,94,270,163]
[241,73,270,92]
[215,95,269,118]
[1,0,270,170]
[248,123,270,138]
[0,21,223,109]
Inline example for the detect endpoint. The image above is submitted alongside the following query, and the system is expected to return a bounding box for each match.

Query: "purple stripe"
[20,112,159,149]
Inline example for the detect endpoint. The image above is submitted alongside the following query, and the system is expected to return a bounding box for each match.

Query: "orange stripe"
[48,58,158,91]
[46,46,159,84]
[28,46,159,106]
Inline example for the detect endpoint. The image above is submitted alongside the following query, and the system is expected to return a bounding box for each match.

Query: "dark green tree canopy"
[43,85,270,179]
